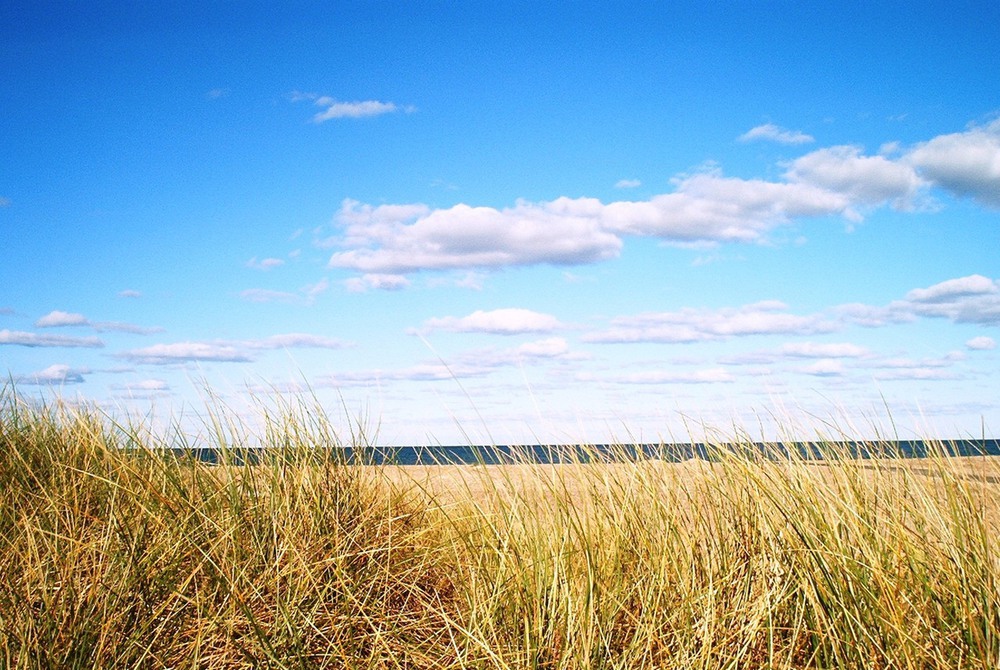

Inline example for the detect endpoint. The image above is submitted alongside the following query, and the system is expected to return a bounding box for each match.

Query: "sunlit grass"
[2,386,998,668]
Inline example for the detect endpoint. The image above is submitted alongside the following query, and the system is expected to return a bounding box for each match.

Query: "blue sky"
[3,1,999,445]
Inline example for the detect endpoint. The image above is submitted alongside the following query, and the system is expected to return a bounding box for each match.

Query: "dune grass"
[2,387,999,668]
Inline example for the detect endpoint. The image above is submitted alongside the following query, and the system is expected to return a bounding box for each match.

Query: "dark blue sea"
[165,438,1000,466]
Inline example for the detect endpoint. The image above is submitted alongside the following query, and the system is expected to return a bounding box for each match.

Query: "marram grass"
[2,389,999,668]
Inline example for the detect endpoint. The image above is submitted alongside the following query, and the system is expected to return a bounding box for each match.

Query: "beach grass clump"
[2,385,999,668]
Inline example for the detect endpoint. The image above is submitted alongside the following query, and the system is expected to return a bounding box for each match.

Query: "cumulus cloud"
[906,119,1000,207]
[317,120,997,276]
[327,198,623,273]
[419,308,563,335]
[967,336,996,350]
[0,330,104,348]
[786,145,925,209]
[292,92,413,123]
[118,333,351,365]
[739,123,814,145]
[35,311,88,328]
[839,275,1000,328]
[904,275,1000,325]
[17,364,88,385]
[584,301,836,344]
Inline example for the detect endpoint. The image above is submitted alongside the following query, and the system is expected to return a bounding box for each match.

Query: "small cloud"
[35,310,88,328]
[967,336,996,350]
[17,364,89,385]
[344,274,411,292]
[122,379,171,392]
[0,329,104,348]
[246,257,285,271]
[799,360,844,377]
[614,179,642,189]
[420,308,563,335]
[118,289,142,299]
[293,92,413,123]
[0,196,11,207]
[240,288,302,304]
[119,342,252,365]
[206,88,230,99]
[739,123,815,145]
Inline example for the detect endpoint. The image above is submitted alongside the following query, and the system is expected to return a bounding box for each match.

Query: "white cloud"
[838,276,1000,328]
[119,342,253,365]
[344,273,411,293]
[246,257,285,270]
[967,336,996,350]
[35,310,88,328]
[240,278,330,305]
[905,274,997,303]
[739,123,814,145]
[123,379,170,392]
[420,308,563,335]
[786,145,925,208]
[577,368,734,385]
[17,364,88,385]
[0,330,104,348]
[615,179,642,189]
[328,197,623,273]
[600,172,851,240]
[584,301,836,344]
[32,310,161,334]
[119,333,351,365]
[779,342,870,358]
[798,360,844,377]
[249,334,350,350]
[904,275,1000,325]
[118,289,142,299]
[906,119,1000,207]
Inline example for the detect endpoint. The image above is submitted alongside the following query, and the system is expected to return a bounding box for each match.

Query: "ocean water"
[164,438,1000,466]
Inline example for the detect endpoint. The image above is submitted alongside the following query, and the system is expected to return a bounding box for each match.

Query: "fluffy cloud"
[17,364,88,385]
[35,311,88,327]
[584,301,836,344]
[328,198,623,273]
[420,308,563,335]
[906,119,1000,207]
[317,121,996,276]
[0,330,104,348]
[291,92,412,123]
[966,336,996,350]
[739,123,814,145]
[786,146,925,208]
[839,276,1000,328]
[904,275,1000,325]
